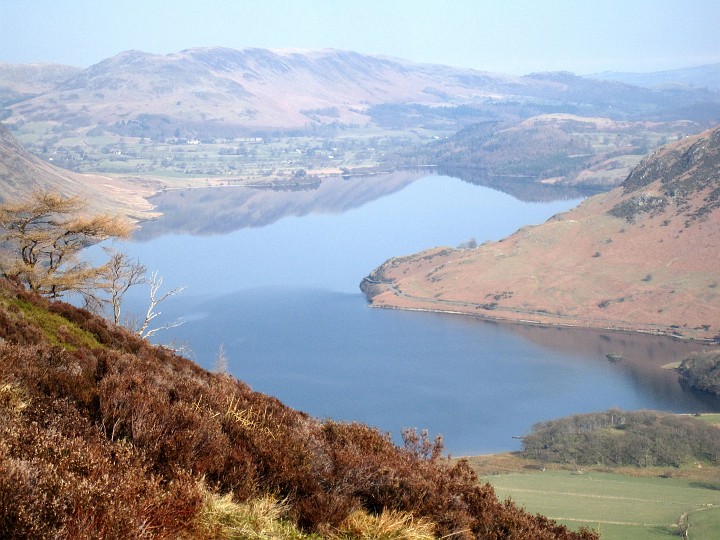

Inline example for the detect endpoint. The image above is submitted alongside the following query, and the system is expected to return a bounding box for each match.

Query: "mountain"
[590,63,720,91]
[0,62,80,109]
[362,124,720,341]
[3,49,720,196]
[5,48,720,138]
[4,47,518,134]
[0,278,596,539]
[0,122,157,219]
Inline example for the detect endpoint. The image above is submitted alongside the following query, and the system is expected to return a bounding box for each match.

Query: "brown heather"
[0,278,596,539]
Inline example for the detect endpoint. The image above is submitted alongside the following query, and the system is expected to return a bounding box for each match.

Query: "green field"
[695,413,720,426]
[482,470,720,539]
[10,121,438,182]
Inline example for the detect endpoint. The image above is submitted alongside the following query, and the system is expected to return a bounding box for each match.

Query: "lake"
[108,172,718,456]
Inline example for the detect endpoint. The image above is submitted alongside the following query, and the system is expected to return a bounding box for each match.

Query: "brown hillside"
[4,48,521,132]
[0,122,157,220]
[6,47,718,136]
[0,278,595,539]
[362,126,720,341]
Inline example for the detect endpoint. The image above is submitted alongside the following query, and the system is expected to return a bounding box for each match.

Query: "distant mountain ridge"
[0,62,80,108]
[362,124,720,341]
[5,47,720,137]
[3,48,720,213]
[590,63,720,91]
[6,47,518,132]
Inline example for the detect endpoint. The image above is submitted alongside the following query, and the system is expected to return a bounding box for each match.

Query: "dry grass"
[335,509,436,540]
[0,383,29,417]
[462,453,552,477]
[198,493,314,540]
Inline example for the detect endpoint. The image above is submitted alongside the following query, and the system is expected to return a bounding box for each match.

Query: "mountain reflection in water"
[135,170,425,239]
[135,169,593,240]
[113,173,718,455]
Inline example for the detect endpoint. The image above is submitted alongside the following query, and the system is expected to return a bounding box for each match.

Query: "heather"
[0,278,596,539]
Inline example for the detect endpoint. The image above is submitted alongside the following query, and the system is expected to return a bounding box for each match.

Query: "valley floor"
[465,453,720,540]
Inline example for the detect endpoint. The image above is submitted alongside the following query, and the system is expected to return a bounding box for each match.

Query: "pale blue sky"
[2,0,719,75]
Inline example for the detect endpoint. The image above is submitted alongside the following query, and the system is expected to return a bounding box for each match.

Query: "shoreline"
[361,286,717,343]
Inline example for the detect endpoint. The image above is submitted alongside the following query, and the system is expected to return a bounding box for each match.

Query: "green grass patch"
[11,120,436,184]
[482,470,720,539]
[4,298,103,350]
[694,413,720,425]
[687,506,720,538]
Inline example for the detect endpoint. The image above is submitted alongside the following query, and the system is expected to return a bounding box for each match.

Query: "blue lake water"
[107,173,718,456]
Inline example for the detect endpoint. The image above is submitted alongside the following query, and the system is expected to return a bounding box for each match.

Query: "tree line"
[521,409,720,468]
[677,351,720,397]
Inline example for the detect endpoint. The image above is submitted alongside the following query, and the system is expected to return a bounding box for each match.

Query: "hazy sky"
[2,0,719,75]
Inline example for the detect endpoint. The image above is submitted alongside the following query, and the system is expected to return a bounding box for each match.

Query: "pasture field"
[480,469,720,539]
[10,121,434,182]
[695,413,720,426]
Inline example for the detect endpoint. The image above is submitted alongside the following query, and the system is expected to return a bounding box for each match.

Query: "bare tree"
[0,191,132,300]
[98,248,147,325]
[135,270,185,339]
[214,343,229,374]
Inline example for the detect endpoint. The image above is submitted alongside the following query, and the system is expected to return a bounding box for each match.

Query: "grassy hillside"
[362,124,720,341]
[0,278,596,539]
[390,114,693,188]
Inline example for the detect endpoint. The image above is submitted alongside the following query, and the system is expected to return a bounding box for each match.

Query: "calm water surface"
[111,174,717,455]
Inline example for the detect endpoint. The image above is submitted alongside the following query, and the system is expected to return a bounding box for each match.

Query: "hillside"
[3,50,720,193]
[0,62,80,108]
[362,124,720,341]
[5,48,720,136]
[395,114,695,188]
[0,278,596,539]
[3,47,518,134]
[0,122,157,220]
